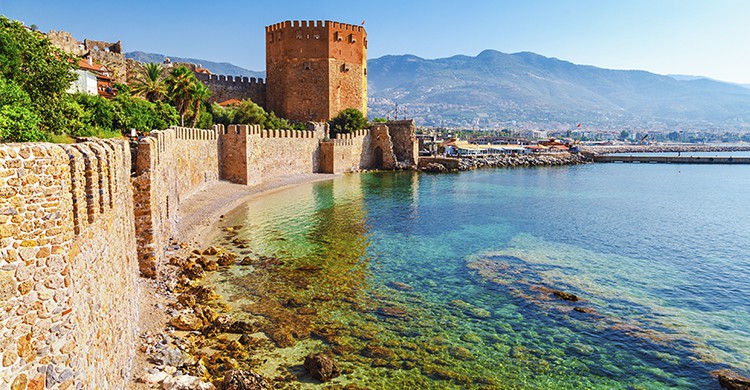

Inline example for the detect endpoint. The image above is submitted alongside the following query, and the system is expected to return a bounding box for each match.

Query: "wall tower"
[265,20,367,122]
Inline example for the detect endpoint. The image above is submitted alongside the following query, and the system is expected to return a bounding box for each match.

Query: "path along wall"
[0,140,139,389]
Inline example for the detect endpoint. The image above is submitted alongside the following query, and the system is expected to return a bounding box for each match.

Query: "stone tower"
[265,20,367,122]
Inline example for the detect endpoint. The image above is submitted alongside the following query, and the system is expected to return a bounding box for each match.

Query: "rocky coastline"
[421,153,591,172]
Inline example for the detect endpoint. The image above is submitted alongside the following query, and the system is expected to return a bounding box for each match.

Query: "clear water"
[206,163,750,389]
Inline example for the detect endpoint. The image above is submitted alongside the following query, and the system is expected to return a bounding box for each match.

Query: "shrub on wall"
[329,108,369,135]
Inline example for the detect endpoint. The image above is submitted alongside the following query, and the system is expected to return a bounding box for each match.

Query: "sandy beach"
[128,173,336,388]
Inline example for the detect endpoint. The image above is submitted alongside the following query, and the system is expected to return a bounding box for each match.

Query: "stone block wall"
[134,126,220,277]
[319,130,374,174]
[217,123,325,185]
[386,120,419,166]
[196,73,267,107]
[0,139,139,389]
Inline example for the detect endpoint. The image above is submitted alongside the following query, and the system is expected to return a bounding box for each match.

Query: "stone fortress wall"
[46,31,128,84]
[0,119,417,388]
[0,140,139,389]
[195,73,267,106]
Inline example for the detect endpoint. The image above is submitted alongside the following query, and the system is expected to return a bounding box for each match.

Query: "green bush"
[329,108,368,135]
[0,78,45,142]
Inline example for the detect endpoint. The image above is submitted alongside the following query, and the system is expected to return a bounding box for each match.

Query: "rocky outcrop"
[712,369,750,390]
[303,353,341,382]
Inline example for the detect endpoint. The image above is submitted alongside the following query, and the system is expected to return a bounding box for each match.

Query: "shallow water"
[206,163,750,389]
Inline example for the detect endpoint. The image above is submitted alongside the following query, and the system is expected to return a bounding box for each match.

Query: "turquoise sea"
[206,160,750,389]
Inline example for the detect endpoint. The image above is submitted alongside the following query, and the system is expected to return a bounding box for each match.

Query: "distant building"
[68,58,116,99]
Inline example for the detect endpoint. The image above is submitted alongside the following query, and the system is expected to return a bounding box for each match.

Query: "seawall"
[0,140,139,389]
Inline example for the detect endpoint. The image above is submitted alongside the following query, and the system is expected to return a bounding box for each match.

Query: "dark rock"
[184,263,205,279]
[220,369,270,390]
[303,353,341,383]
[203,247,219,256]
[229,321,256,334]
[361,345,397,360]
[237,334,254,346]
[552,290,580,302]
[712,369,750,390]
[217,253,236,266]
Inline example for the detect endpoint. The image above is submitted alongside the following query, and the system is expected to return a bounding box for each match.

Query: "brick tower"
[265,20,367,122]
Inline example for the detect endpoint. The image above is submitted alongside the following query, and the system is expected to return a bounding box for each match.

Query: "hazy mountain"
[125,51,265,79]
[367,50,750,129]
[125,49,750,130]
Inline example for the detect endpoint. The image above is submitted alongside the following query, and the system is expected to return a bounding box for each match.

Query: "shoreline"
[581,144,750,154]
[130,173,336,389]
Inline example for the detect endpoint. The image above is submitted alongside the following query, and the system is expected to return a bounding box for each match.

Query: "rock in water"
[303,353,341,382]
[712,369,750,390]
[220,370,270,390]
[161,374,215,390]
[552,290,580,302]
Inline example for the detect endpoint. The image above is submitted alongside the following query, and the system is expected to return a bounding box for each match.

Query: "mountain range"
[126,49,750,131]
[125,51,265,79]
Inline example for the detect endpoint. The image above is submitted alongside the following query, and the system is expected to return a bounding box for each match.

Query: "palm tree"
[132,63,166,102]
[189,82,211,128]
[165,66,196,126]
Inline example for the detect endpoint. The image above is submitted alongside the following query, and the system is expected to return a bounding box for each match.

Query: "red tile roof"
[218,98,242,107]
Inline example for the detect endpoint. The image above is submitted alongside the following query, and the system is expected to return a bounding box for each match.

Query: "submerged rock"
[376,306,409,319]
[303,353,341,383]
[712,369,750,390]
[220,370,270,390]
[387,281,414,291]
[552,290,580,302]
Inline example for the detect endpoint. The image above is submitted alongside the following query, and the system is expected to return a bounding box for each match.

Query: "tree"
[132,62,166,102]
[0,16,76,136]
[0,77,44,142]
[619,130,630,141]
[188,82,211,128]
[329,108,368,135]
[165,65,199,126]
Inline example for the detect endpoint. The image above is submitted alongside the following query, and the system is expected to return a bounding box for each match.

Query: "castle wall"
[0,140,139,390]
[319,129,374,173]
[386,120,419,166]
[196,73,267,107]
[134,126,220,277]
[218,123,326,185]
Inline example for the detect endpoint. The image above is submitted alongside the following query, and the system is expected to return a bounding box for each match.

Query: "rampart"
[0,140,139,389]
[133,127,220,277]
[195,73,267,107]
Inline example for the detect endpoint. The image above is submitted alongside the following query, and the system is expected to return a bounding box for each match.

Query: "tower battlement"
[265,20,367,122]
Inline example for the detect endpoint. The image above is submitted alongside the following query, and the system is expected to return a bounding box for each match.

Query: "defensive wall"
[195,73,267,107]
[0,140,139,389]
[0,119,417,388]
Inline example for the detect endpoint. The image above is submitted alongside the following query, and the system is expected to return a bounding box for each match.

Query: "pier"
[594,155,750,164]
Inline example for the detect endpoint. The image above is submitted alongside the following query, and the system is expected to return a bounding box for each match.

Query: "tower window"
[303,62,311,70]
[342,64,350,72]
[334,31,342,41]
[349,34,356,43]
[296,30,303,39]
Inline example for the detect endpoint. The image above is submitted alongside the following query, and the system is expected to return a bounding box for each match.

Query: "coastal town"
[2,8,750,390]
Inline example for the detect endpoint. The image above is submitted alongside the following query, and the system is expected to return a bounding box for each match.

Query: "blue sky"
[2,0,749,83]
